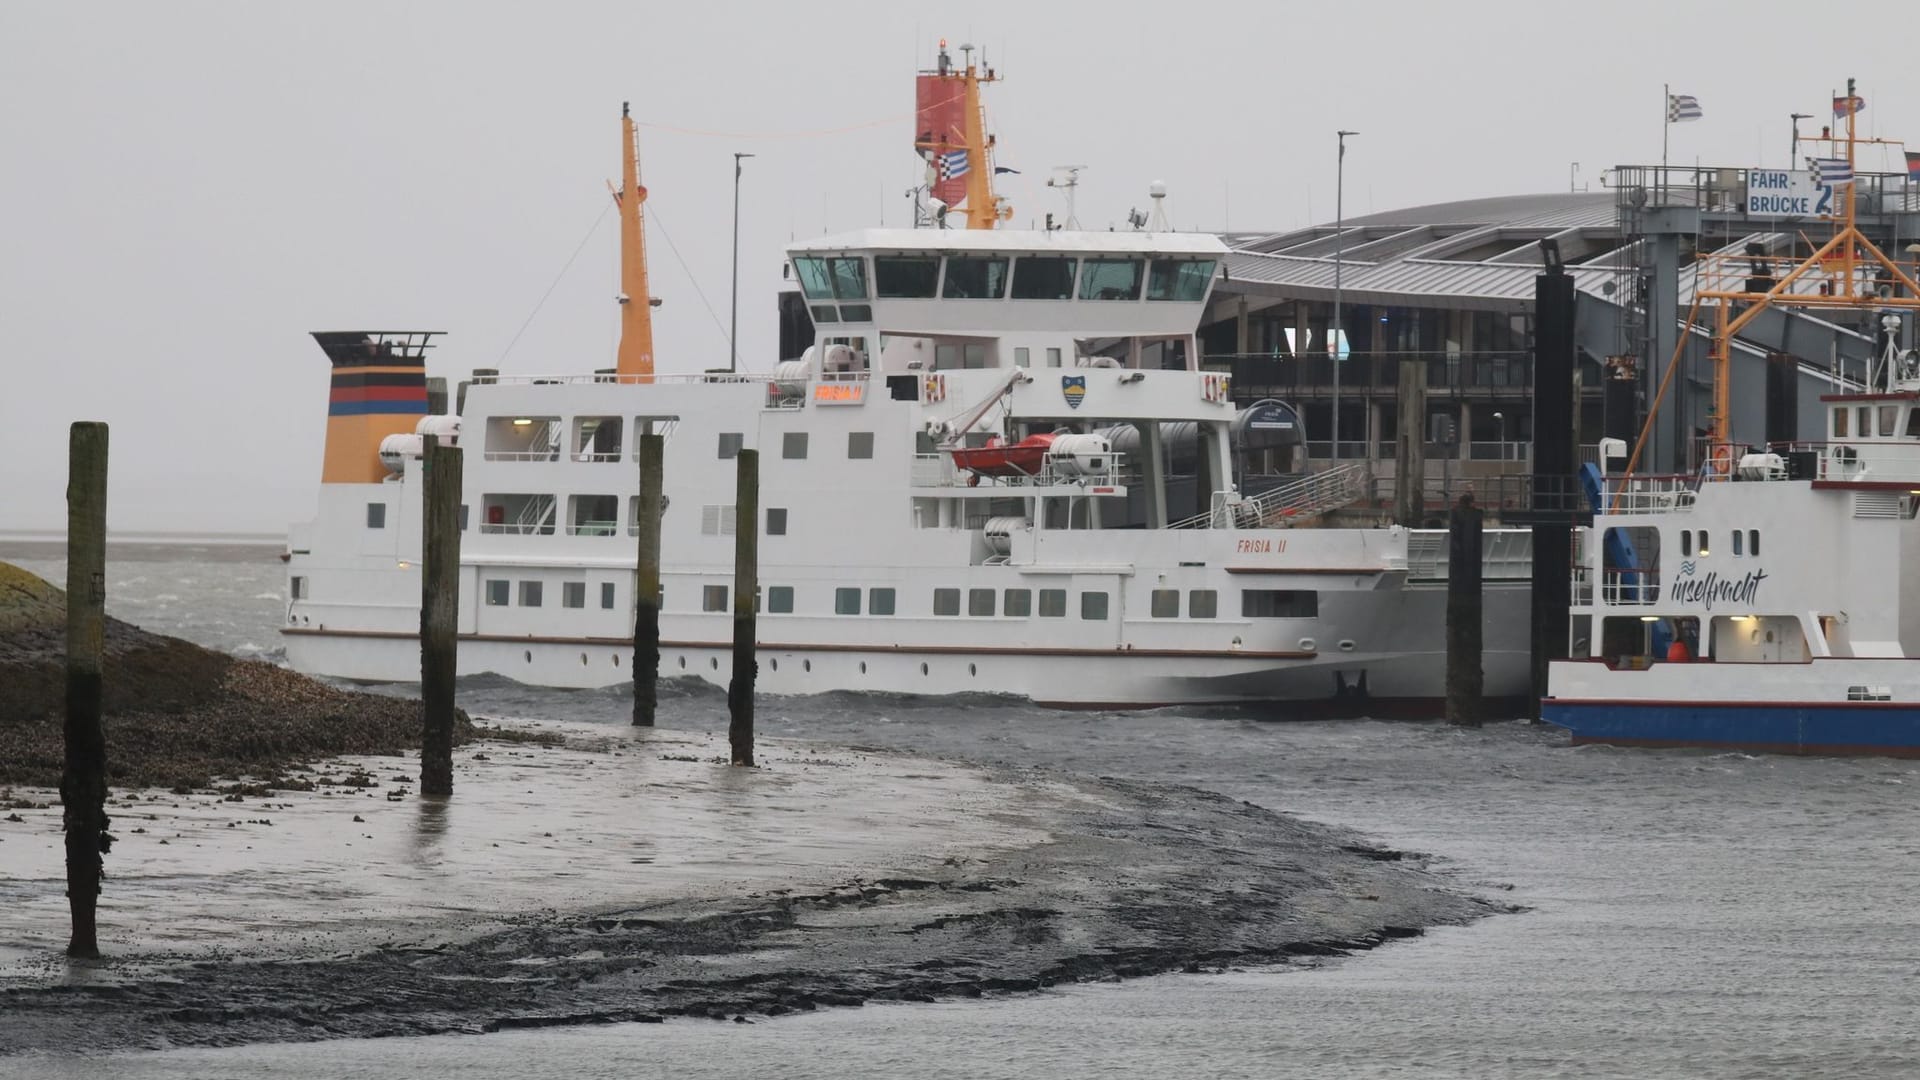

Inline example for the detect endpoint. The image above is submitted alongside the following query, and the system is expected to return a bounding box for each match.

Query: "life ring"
[1709,444,1734,474]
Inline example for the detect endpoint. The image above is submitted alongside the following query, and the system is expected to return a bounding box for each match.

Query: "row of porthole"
[513,650,982,679]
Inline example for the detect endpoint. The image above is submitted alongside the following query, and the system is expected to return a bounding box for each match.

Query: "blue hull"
[1542,700,1920,756]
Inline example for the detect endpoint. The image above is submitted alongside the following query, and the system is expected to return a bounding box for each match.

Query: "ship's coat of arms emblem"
[1061,375,1086,409]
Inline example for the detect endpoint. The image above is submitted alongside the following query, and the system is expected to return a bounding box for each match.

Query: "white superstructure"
[283,228,1532,709]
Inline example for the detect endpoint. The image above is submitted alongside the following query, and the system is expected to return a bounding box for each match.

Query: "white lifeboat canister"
[378,432,424,475]
[1046,433,1113,478]
[415,414,463,447]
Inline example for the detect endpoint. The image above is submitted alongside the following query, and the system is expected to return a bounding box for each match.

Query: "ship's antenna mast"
[1047,166,1086,230]
[915,39,1012,230]
[613,102,656,380]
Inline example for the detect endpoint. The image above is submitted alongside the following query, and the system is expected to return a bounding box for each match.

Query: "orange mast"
[614,102,655,379]
[916,41,1012,229]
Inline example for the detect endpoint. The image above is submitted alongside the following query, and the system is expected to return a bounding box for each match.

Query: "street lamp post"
[1492,411,1505,463]
[1333,130,1357,464]
[730,152,755,374]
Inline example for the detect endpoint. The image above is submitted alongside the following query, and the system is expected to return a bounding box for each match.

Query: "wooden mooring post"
[632,433,664,726]
[728,449,758,766]
[63,421,111,958]
[1445,492,1484,728]
[420,434,461,797]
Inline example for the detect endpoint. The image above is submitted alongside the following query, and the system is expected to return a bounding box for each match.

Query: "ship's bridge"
[784,229,1227,376]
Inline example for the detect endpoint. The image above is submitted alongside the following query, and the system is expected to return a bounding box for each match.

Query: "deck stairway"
[1171,462,1367,529]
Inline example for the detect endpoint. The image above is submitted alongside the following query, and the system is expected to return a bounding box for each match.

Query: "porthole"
[1298,638,1316,652]
[769,658,779,672]
[1337,640,1356,653]
[968,663,977,676]
[803,659,812,672]
[859,661,867,674]
[612,654,620,667]
[710,657,719,670]
[525,650,533,663]
[920,662,930,676]
[580,653,589,666]
[678,656,687,669]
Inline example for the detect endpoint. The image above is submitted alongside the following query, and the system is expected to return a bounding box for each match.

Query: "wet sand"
[0,721,1502,1054]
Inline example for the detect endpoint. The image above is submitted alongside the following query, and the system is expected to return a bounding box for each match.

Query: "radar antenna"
[1046,166,1087,230]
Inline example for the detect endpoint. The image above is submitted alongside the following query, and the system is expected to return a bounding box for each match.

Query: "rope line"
[647,205,732,349]
[497,200,614,364]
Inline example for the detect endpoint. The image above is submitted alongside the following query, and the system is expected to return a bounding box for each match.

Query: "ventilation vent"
[700,505,738,535]
[1853,492,1899,519]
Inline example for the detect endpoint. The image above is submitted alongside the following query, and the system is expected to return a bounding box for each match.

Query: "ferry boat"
[281,47,1535,709]
[1543,82,1920,752]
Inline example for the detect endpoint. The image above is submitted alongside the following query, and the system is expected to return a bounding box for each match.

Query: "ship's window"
[1882,406,1901,437]
[768,586,794,614]
[700,505,738,536]
[703,585,729,612]
[290,576,308,600]
[1038,589,1067,617]
[835,587,862,615]
[1732,530,1744,556]
[869,587,896,615]
[969,588,996,616]
[848,432,874,459]
[1011,256,1077,300]
[1080,592,1110,620]
[1242,589,1317,618]
[601,582,616,609]
[783,432,808,459]
[1749,529,1759,556]
[1857,407,1872,437]
[483,416,561,460]
[933,588,961,616]
[718,432,744,459]
[1003,588,1031,616]
[963,344,988,369]
[829,257,868,300]
[840,304,873,323]
[810,304,840,324]
[793,257,835,300]
[1151,589,1180,618]
[1014,347,1031,368]
[366,503,387,529]
[572,416,623,461]
[766,508,788,535]
[935,343,959,369]
[1697,531,1711,556]
[1079,259,1144,301]
[486,579,509,606]
[627,494,671,536]
[943,256,1009,299]
[1189,589,1218,618]
[1833,408,1849,437]
[518,581,543,607]
[1907,408,1920,438]
[875,256,939,298]
[1046,347,1063,368]
[481,494,555,535]
[1681,530,1693,557]
[563,582,586,609]
[567,494,620,536]
[1146,259,1217,302]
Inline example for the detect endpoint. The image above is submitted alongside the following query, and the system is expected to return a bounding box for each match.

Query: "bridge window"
[1189,589,1218,618]
[1011,256,1077,300]
[794,257,835,300]
[829,257,868,300]
[1242,590,1317,618]
[1079,258,1144,301]
[1146,259,1216,302]
[868,588,896,615]
[875,256,939,298]
[943,256,1009,299]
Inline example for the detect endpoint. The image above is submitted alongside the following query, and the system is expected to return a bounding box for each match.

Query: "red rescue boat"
[948,432,1055,479]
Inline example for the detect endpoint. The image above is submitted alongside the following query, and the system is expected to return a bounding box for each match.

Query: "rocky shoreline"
[0,561,471,788]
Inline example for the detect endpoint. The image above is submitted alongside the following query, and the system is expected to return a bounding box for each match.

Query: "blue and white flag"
[937,149,971,181]
[1667,94,1703,122]
[1813,156,1853,187]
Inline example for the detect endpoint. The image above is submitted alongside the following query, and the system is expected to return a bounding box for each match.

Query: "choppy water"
[7,542,1920,1079]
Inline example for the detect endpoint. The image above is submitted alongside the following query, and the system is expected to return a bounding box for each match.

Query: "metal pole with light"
[1333,130,1356,463]
[1789,113,1811,165]
[730,152,755,373]
[1492,410,1505,462]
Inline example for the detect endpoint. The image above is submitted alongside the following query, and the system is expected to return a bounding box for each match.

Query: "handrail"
[1169,461,1366,529]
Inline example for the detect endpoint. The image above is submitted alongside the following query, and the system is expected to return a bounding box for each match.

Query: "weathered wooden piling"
[420,434,461,797]
[1393,353,1428,526]
[63,421,111,958]
[728,449,758,766]
[1445,492,1484,728]
[632,433,664,727]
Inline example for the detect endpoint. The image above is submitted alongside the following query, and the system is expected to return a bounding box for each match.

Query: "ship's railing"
[564,521,620,537]
[1172,461,1367,529]
[483,372,783,387]
[914,452,1130,490]
[1601,475,1700,514]
[1582,567,1661,606]
[1405,527,1534,581]
[1770,440,1920,485]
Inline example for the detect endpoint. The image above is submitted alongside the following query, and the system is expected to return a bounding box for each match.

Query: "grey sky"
[3,0,1914,533]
